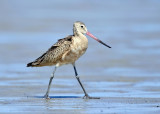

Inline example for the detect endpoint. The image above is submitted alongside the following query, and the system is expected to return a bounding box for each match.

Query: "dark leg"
[44,66,57,99]
[72,63,100,99]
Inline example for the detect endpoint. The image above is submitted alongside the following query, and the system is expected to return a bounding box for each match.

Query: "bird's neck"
[73,27,84,37]
[74,32,86,39]
[73,30,85,38]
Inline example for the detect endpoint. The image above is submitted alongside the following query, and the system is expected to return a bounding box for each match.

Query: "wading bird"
[27,21,111,99]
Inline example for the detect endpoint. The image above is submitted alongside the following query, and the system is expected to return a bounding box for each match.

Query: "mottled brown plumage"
[27,21,111,99]
[27,35,72,67]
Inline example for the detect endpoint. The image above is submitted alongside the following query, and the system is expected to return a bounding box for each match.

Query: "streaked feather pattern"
[27,35,72,67]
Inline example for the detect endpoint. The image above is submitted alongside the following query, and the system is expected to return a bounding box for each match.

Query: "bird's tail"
[27,53,46,67]
[27,62,34,67]
[27,61,40,67]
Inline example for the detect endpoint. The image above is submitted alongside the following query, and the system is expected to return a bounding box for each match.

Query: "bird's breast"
[71,36,88,56]
[62,35,88,63]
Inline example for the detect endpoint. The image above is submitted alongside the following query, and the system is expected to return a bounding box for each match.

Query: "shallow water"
[0,0,160,113]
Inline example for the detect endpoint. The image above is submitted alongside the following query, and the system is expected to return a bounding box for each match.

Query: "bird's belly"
[67,47,87,62]
[60,44,87,65]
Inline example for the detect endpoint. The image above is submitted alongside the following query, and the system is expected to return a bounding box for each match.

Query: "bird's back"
[27,35,72,67]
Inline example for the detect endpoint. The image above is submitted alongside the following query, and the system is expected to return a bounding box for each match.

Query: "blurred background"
[0,0,160,113]
[0,0,159,77]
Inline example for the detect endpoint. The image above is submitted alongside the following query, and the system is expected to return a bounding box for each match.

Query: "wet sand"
[0,0,160,113]
[0,75,160,114]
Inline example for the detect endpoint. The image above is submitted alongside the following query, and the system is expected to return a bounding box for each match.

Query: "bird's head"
[73,21,87,35]
[73,21,111,48]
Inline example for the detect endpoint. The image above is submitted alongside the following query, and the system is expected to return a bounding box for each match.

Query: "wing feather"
[27,35,72,67]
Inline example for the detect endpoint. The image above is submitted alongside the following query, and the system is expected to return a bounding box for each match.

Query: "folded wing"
[27,35,72,67]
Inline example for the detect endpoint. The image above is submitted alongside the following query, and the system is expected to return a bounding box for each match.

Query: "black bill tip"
[99,40,111,48]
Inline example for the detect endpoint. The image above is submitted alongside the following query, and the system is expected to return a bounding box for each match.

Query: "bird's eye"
[81,26,84,28]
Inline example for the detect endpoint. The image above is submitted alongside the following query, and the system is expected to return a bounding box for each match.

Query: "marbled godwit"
[27,21,111,99]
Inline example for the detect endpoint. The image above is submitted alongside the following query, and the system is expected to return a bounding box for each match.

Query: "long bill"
[86,31,111,48]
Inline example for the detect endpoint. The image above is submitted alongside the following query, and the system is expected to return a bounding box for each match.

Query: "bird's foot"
[83,94,100,99]
[43,94,50,99]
